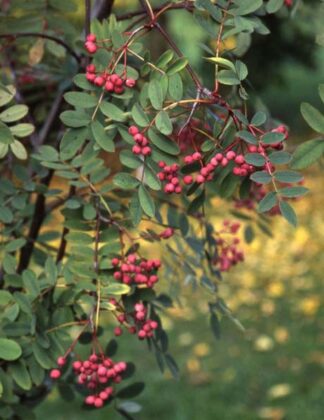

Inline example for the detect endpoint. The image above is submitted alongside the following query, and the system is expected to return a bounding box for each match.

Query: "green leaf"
[0,143,9,158]
[167,57,188,75]
[10,123,34,138]
[10,360,32,390]
[64,92,97,108]
[266,0,284,13]
[102,284,131,296]
[262,132,286,145]
[279,201,297,227]
[91,120,115,152]
[217,69,240,85]
[32,342,53,369]
[268,151,292,165]
[279,186,309,198]
[10,140,27,160]
[251,111,267,126]
[129,194,142,226]
[0,84,15,106]
[138,185,155,218]
[274,170,303,183]
[0,105,28,123]
[0,338,22,361]
[205,56,235,71]
[113,173,140,190]
[235,60,248,81]
[301,102,324,133]
[156,50,174,69]
[22,269,40,298]
[250,171,272,184]
[168,74,183,101]
[155,110,173,135]
[232,0,262,15]
[117,382,145,399]
[131,103,150,127]
[148,129,179,155]
[60,110,91,128]
[244,153,265,166]
[100,101,126,122]
[290,138,324,169]
[0,122,15,145]
[5,238,26,252]
[0,206,13,224]
[148,79,164,110]
[237,130,258,144]
[120,150,142,169]
[143,167,161,191]
[258,191,277,213]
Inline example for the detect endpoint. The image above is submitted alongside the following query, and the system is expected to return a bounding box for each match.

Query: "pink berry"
[86,34,96,42]
[128,126,139,135]
[125,78,136,88]
[85,395,95,405]
[183,175,193,185]
[94,397,104,408]
[114,326,123,336]
[50,369,61,379]
[57,357,66,367]
[94,76,104,86]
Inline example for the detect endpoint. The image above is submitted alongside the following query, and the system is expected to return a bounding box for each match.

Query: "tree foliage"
[0,0,321,417]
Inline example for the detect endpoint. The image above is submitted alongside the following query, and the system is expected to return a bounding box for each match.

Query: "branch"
[116,1,194,21]
[0,32,81,63]
[155,22,202,89]
[92,0,115,21]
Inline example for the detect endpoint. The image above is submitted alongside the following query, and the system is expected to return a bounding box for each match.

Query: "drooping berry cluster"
[50,352,127,409]
[113,301,159,340]
[213,221,244,272]
[85,64,135,94]
[128,125,152,156]
[112,254,161,288]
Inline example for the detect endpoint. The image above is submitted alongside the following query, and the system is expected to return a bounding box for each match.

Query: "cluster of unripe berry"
[85,64,135,94]
[114,302,159,340]
[213,221,244,272]
[50,352,127,408]
[128,125,152,156]
[111,253,161,288]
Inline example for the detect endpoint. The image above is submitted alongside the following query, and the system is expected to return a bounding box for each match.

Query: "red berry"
[57,356,66,367]
[114,326,123,336]
[50,369,61,379]
[125,78,136,88]
[128,125,139,135]
[86,34,96,42]
[94,397,104,408]
[183,175,193,185]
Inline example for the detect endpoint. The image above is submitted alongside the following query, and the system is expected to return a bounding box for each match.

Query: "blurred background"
[36,1,324,419]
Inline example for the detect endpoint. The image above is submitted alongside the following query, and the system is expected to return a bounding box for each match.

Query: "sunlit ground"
[36,169,324,420]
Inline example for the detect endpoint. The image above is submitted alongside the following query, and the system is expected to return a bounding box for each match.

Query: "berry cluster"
[112,254,161,288]
[85,64,135,94]
[157,161,183,193]
[85,33,97,54]
[113,301,158,340]
[50,352,127,408]
[213,221,244,272]
[128,125,152,156]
